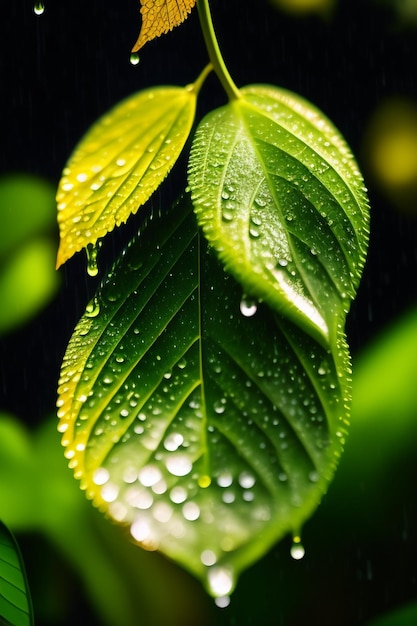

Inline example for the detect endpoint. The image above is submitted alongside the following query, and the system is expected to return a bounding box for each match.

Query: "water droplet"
[169,486,187,504]
[138,465,162,487]
[130,52,140,65]
[86,241,102,277]
[290,536,305,560]
[130,517,151,542]
[240,297,257,317]
[217,472,233,488]
[182,501,200,521]
[201,549,217,566]
[101,482,119,502]
[85,296,100,318]
[34,2,45,15]
[93,467,109,485]
[238,471,256,489]
[222,210,234,222]
[166,454,192,477]
[207,566,234,597]
[198,475,211,488]
[163,432,184,452]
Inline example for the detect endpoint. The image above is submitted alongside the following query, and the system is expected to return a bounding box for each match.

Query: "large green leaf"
[56,84,198,269]
[188,85,369,347]
[57,195,349,600]
[0,521,33,626]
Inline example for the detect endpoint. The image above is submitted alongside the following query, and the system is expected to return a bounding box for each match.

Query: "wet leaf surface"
[57,195,350,599]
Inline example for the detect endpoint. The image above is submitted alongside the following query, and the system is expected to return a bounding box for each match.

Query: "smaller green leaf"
[0,522,33,626]
[188,85,369,347]
[56,84,197,268]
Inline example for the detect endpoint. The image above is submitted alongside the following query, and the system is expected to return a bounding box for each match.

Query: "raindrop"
[290,536,305,560]
[213,399,226,415]
[130,517,151,542]
[34,2,45,15]
[207,566,234,597]
[198,475,211,488]
[240,297,257,317]
[222,491,235,504]
[93,467,109,485]
[166,454,192,477]
[169,486,187,504]
[215,596,231,609]
[238,471,256,489]
[85,296,100,318]
[138,465,162,487]
[101,482,119,503]
[217,472,233,488]
[86,241,102,277]
[201,550,217,566]
[163,432,184,452]
[130,52,140,65]
[182,501,200,521]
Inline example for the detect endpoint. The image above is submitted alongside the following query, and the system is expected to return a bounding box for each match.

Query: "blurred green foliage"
[0,175,60,334]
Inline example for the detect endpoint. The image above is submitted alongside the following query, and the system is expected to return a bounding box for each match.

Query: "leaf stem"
[197,0,241,101]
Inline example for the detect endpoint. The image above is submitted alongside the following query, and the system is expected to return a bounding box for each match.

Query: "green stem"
[197,0,241,101]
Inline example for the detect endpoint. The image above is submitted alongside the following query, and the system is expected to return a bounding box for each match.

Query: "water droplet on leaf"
[85,296,100,318]
[130,52,140,65]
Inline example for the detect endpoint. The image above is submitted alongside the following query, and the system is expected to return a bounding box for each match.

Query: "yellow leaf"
[132,0,197,52]
[56,85,196,268]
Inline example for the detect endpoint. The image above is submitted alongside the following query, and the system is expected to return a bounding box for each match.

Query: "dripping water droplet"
[34,2,45,15]
[290,536,305,560]
[86,241,102,277]
[85,296,100,318]
[239,297,257,317]
[130,52,140,65]
[207,566,234,599]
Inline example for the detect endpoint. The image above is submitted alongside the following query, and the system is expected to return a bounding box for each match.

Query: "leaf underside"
[57,195,350,597]
[56,86,196,268]
[132,0,197,52]
[0,522,33,626]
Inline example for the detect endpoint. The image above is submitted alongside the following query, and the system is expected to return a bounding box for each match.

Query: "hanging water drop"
[85,296,100,318]
[240,296,257,317]
[207,566,235,599]
[34,2,45,15]
[290,536,305,560]
[130,52,140,65]
[86,241,102,277]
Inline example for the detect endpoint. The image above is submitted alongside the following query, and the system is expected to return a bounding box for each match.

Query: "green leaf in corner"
[56,83,199,269]
[57,195,349,599]
[188,85,369,347]
[0,522,33,626]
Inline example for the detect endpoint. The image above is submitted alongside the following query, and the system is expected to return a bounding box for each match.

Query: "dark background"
[1,1,417,624]
[1,0,417,420]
